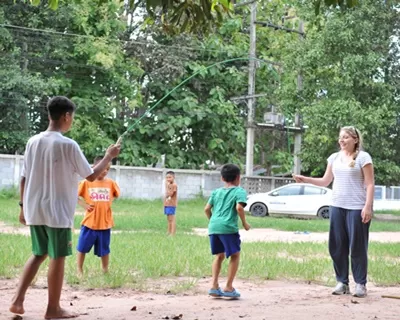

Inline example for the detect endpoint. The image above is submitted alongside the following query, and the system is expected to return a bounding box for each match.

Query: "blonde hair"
[340,126,363,167]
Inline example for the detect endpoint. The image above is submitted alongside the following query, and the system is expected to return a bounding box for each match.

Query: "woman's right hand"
[292,174,306,183]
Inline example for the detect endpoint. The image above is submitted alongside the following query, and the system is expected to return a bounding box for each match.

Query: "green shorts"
[30,226,72,259]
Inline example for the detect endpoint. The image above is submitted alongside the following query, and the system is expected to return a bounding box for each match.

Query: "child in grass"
[204,164,251,298]
[10,96,120,319]
[164,171,178,235]
[76,156,120,274]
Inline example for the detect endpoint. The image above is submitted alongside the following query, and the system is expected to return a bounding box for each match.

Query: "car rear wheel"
[250,202,269,217]
[317,206,330,219]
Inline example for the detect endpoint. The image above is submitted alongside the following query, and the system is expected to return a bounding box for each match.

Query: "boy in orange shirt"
[76,156,120,274]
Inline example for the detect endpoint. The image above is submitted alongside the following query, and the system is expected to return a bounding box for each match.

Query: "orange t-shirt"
[78,178,120,230]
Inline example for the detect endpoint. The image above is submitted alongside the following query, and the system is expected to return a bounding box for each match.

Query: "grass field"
[0,192,400,290]
[1,197,399,233]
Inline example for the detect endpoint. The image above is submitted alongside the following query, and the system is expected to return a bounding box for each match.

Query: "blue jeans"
[329,206,370,285]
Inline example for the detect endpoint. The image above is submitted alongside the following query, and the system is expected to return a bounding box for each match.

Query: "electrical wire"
[0,23,250,56]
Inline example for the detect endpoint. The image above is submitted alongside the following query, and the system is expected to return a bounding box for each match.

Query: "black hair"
[221,164,240,182]
[166,171,175,176]
[93,156,103,164]
[46,96,76,121]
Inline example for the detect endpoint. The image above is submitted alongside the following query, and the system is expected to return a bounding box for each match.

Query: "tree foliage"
[1,0,399,185]
[1,0,143,161]
[279,0,400,184]
[25,0,361,34]
[123,11,250,168]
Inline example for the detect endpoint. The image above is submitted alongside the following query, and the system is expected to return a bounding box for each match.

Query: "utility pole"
[255,17,305,175]
[293,20,304,175]
[245,0,257,176]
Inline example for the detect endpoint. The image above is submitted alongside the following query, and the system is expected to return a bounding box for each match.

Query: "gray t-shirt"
[327,151,373,210]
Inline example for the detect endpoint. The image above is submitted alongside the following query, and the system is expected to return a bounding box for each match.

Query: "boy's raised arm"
[86,144,120,182]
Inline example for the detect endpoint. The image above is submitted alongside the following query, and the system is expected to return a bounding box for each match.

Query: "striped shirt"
[327,151,373,210]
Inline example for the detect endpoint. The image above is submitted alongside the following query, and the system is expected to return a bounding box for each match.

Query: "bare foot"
[10,295,25,315]
[44,307,78,319]
[77,269,83,278]
[9,302,25,315]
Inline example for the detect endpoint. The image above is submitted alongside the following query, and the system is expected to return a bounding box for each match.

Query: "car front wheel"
[317,206,330,219]
[250,202,269,217]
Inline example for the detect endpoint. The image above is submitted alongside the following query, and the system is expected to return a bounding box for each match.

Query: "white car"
[244,183,332,219]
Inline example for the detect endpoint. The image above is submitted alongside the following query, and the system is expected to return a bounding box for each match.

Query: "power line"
[0,23,248,55]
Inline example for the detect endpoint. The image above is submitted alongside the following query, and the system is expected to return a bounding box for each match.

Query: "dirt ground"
[1,222,400,319]
[193,228,400,243]
[1,278,400,320]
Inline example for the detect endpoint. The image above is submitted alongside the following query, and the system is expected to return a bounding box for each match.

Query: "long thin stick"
[382,295,400,300]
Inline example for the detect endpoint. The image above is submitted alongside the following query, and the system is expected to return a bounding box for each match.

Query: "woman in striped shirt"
[293,126,374,298]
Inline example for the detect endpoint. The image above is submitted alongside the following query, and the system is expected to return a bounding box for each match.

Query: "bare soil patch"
[1,222,400,319]
[193,228,400,243]
[2,221,400,243]
[1,278,400,320]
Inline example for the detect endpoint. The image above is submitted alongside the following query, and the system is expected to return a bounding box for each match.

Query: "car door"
[296,186,327,215]
[268,185,303,214]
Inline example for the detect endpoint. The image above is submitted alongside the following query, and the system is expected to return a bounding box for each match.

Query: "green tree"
[122,3,285,169]
[0,6,58,154]
[25,0,360,34]
[123,15,250,168]
[280,0,400,184]
[0,0,143,162]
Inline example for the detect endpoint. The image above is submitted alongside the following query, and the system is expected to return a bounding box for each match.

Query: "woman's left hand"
[361,205,373,224]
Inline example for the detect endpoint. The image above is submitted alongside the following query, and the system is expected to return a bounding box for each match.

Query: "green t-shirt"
[207,187,247,235]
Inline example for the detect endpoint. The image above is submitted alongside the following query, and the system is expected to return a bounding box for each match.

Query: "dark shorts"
[209,233,241,258]
[76,226,111,257]
[164,206,176,215]
[30,225,72,259]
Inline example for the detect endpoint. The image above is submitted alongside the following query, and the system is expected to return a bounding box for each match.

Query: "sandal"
[222,288,241,298]
[208,287,223,297]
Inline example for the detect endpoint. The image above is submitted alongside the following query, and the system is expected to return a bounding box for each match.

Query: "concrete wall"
[1,154,399,205]
[110,166,224,199]
[0,154,226,199]
[0,154,23,189]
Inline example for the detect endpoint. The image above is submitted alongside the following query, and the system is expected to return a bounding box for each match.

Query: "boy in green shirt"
[204,164,251,299]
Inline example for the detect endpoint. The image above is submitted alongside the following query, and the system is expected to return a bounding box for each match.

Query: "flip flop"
[208,287,223,297]
[222,288,241,298]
